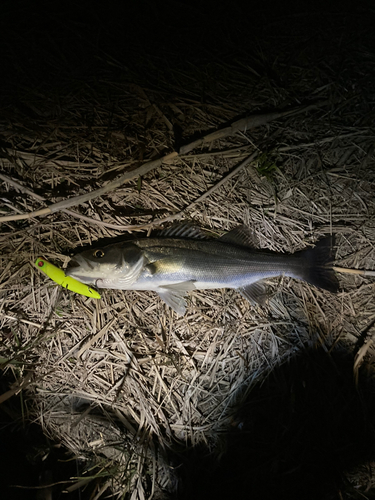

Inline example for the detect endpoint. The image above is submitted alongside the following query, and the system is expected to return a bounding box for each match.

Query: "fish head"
[66,242,144,288]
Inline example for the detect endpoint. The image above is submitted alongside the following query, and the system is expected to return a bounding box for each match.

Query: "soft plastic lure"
[34,258,101,299]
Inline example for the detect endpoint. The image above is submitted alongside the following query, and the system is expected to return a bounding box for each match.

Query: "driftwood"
[0,103,327,225]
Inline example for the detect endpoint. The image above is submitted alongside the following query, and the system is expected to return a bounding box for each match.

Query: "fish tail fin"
[297,236,339,293]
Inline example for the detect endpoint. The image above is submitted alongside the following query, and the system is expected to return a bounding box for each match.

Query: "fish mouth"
[65,255,95,276]
[65,259,80,271]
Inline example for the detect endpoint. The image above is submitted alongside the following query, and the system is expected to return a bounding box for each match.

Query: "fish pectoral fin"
[219,225,259,248]
[156,288,188,316]
[238,281,268,306]
[159,280,196,291]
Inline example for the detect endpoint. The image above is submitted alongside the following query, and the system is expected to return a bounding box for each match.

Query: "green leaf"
[256,152,278,181]
[55,307,63,317]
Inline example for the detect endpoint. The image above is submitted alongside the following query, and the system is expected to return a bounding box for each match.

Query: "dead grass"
[1,6,375,499]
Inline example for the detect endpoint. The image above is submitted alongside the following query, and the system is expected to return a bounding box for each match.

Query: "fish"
[65,224,339,315]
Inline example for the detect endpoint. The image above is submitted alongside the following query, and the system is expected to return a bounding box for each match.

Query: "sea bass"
[65,224,339,315]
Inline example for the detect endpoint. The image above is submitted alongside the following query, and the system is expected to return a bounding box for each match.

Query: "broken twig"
[0,102,327,224]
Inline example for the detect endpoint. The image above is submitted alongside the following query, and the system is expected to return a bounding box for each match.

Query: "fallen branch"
[177,151,258,213]
[179,101,328,154]
[0,173,137,230]
[120,150,259,232]
[333,266,375,277]
[0,102,327,224]
[0,152,258,232]
[0,152,178,223]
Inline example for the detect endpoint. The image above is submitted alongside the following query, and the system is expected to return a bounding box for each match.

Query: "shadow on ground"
[170,345,375,500]
[0,373,87,500]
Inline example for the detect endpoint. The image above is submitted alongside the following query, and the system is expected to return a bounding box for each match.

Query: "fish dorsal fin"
[158,222,207,240]
[219,225,258,248]
[238,281,268,306]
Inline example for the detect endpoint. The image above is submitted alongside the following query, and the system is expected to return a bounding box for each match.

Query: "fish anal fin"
[219,225,258,248]
[238,281,268,306]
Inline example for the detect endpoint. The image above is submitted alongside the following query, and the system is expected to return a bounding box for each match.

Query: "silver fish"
[66,224,338,315]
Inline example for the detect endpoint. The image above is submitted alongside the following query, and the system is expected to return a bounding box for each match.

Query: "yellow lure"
[34,258,101,299]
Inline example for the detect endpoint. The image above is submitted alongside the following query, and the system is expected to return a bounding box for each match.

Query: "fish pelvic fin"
[296,236,339,293]
[156,281,196,316]
[156,289,187,316]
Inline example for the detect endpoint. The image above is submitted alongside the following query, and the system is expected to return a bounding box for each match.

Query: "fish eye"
[94,249,105,258]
